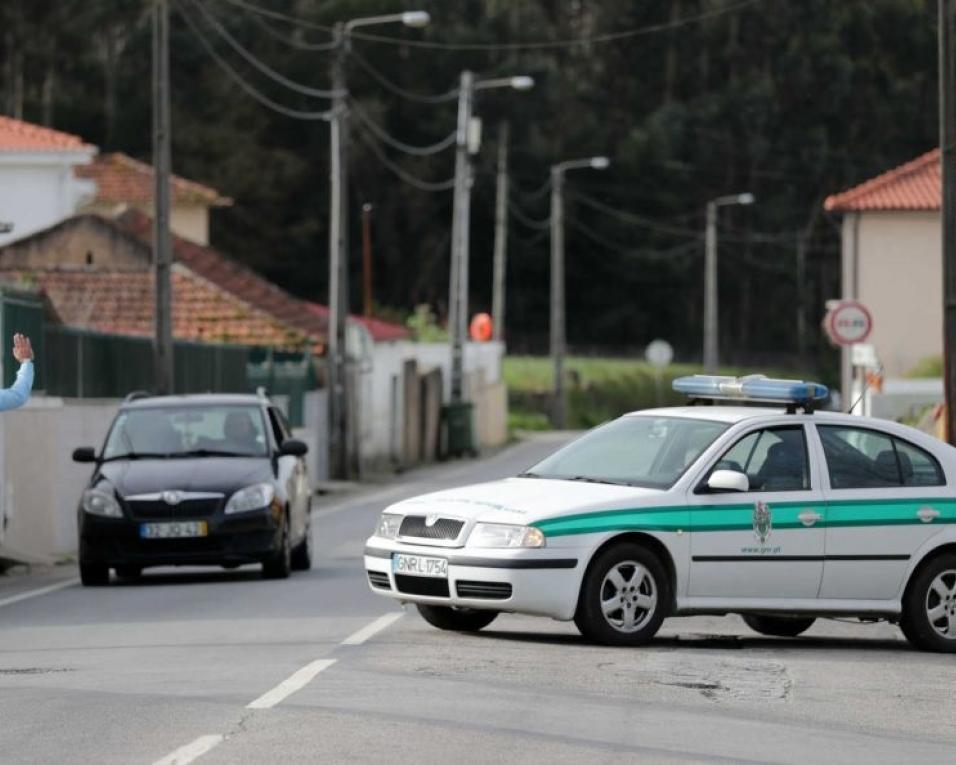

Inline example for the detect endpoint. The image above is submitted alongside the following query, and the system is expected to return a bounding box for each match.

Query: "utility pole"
[941,0,956,444]
[703,201,718,373]
[152,0,173,394]
[362,203,373,317]
[448,70,474,403]
[491,121,509,342]
[327,21,349,479]
[549,166,566,428]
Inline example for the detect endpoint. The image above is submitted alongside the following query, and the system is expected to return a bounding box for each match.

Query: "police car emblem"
[162,490,184,506]
[425,515,439,527]
[753,501,772,543]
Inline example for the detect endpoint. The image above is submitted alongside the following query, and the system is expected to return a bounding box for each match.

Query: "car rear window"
[818,425,945,489]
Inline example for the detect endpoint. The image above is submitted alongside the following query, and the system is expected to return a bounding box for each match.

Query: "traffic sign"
[824,300,873,346]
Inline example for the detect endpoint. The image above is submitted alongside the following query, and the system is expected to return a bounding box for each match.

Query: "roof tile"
[76,153,231,207]
[824,149,941,212]
[0,116,94,152]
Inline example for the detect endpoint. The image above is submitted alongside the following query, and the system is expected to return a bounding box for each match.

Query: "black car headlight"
[225,483,275,514]
[82,489,122,518]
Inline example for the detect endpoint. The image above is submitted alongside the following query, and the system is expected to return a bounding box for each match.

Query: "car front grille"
[126,498,222,521]
[455,580,513,600]
[395,574,450,598]
[367,571,392,590]
[398,515,464,541]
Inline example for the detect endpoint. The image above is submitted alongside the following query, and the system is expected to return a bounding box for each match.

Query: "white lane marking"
[152,734,223,765]
[340,611,403,646]
[0,577,79,610]
[246,659,336,710]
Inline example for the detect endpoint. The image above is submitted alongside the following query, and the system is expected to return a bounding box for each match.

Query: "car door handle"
[917,507,940,523]
[798,510,822,527]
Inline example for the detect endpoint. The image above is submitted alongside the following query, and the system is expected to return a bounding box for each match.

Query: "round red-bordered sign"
[825,300,873,346]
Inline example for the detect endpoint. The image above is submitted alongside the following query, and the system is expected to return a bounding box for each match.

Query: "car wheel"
[741,614,816,637]
[416,604,498,632]
[262,516,292,580]
[79,560,109,587]
[574,542,669,646]
[900,553,956,653]
[114,566,142,580]
[291,518,312,571]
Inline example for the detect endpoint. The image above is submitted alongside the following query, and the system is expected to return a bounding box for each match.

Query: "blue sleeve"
[0,361,33,411]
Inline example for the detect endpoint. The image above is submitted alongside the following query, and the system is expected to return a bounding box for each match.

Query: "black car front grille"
[455,580,513,600]
[395,574,449,597]
[399,515,464,541]
[367,571,392,590]
[126,498,221,521]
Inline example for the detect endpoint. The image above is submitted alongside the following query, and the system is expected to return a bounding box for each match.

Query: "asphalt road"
[2,433,956,765]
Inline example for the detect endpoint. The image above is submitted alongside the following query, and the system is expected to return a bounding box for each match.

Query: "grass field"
[504,355,797,431]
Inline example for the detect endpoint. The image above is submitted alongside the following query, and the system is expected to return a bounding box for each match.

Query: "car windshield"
[102,405,269,459]
[521,415,729,489]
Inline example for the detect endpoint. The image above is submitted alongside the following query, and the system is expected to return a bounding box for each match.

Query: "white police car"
[365,375,956,652]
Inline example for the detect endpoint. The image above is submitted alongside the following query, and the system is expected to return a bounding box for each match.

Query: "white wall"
[0,151,97,247]
[0,397,118,562]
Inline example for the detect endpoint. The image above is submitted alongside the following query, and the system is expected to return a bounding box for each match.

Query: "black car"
[73,393,312,585]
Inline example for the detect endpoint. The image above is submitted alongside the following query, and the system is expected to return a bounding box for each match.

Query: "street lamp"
[448,71,534,413]
[327,10,430,480]
[702,192,755,373]
[550,156,610,429]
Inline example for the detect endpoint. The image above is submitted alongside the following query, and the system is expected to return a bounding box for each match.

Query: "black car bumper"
[79,509,283,568]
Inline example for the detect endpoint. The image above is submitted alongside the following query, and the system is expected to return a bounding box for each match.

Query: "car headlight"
[225,483,275,514]
[468,523,545,549]
[376,512,402,540]
[82,489,122,518]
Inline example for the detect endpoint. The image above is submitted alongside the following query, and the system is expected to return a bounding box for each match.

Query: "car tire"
[114,566,142,580]
[262,516,292,580]
[741,614,816,637]
[79,560,109,587]
[900,553,956,653]
[574,542,670,646]
[291,518,312,572]
[416,604,498,632]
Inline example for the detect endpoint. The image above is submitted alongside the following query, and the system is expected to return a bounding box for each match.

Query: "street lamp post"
[550,156,610,429]
[448,73,533,405]
[703,192,755,373]
[327,10,429,480]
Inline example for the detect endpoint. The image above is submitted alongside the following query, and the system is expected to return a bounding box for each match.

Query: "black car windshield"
[521,415,729,489]
[103,405,269,459]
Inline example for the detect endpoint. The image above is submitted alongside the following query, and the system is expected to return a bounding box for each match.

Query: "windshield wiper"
[564,475,634,486]
[173,449,253,458]
[516,471,546,479]
[100,452,172,462]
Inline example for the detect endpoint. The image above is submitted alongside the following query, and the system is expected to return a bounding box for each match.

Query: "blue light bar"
[672,374,829,405]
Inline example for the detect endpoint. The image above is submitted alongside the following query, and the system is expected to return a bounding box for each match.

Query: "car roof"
[624,405,912,429]
[121,393,266,410]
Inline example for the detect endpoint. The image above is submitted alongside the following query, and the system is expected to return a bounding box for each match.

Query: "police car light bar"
[672,374,829,406]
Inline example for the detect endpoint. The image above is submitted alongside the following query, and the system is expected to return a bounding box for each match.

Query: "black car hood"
[96,457,274,497]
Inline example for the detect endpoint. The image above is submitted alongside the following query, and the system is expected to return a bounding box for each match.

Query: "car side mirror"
[72,447,97,463]
[279,439,308,457]
[706,469,749,493]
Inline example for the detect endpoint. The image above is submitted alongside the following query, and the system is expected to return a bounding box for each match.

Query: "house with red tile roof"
[77,152,232,246]
[0,116,97,248]
[824,149,943,392]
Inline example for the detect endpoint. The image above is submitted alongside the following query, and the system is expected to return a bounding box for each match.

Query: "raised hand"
[12,333,33,363]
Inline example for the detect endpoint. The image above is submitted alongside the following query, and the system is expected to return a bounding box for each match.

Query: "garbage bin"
[442,401,476,458]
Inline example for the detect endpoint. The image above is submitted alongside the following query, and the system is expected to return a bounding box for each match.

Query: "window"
[267,407,290,446]
[818,426,945,489]
[705,426,809,492]
[524,415,729,489]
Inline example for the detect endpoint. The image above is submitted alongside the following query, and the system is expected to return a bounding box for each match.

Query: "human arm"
[0,334,34,411]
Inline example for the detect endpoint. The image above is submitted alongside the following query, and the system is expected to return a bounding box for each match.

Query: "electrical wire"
[349,0,761,50]
[349,49,459,104]
[349,101,456,156]
[507,200,550,231]
[509,227,549,248]
[213,0,333,33]
[217,0,337,51]
[185,0,340,98]
[568,216,702,261]
[176,3,332,121]
[512,177,551,203]
[352,125,455,192]
[570,191,701,238]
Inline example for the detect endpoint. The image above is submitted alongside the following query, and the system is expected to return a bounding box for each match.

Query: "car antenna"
[846,363,883,415]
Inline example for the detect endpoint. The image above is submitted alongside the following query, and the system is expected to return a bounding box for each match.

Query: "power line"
[215,0,336,51]
[185,0,340,98]
[352,124,455,192]
[510,227,549,248]
[568,216,702,261]
[213,0,333,33]
[570,191,701,238]
[176,3,331,121]
[507,200,549,230]
[349,0,761,50]
[349,49,459,104]
[350,101,456,156]
[512,177,551,203]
